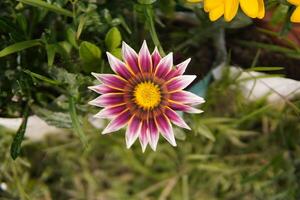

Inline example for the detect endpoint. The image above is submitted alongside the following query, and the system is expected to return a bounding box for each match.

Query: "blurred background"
[0,0,300,199]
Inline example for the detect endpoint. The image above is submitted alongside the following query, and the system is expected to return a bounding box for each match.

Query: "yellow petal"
[291,6,300,22]
[288,0,300,6]
[187,0,202,3]
[240,0,259,18]
[209,4,224,21]
[204,0,223,12]
[257,0,265,19]
[224,0,239,21]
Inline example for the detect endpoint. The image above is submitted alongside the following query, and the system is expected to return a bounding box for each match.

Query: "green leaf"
[0,39,41,57]
[196,124,215,141]
[79,41,101,63]
[10,105,29,160]
[66,27,78,48]
[23,69,61,85]
[138,0,157,4]
[46,44,56,66]
[18,0,73,17]
[105,27,122,51]
[69,96,88,147]
[110,48,122,59]
[247,67,284,72]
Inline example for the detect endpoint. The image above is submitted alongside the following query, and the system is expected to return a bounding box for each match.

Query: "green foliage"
[0,0,300,199]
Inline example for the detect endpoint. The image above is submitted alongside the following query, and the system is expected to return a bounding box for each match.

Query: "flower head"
[288,0,300,23]
[188,0,265,22]
[89,41,205,152]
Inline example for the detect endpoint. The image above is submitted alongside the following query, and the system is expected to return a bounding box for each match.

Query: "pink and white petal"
[148,118,159,151]
[165,58,191,79]
[88,93,124,107]
[106,52,132,79]
[126,116,142,148]
[91,73,127,89]
[170,91,205,105]
[154,53,173,78]
[122,41,140,73]
[139,121,149,152]
[155,114,176,147]
[151,47,161,71]
[88,84,123,94]
[94,104,127,119]
[169,101,204,114]
[166,75,196,92]
[102,110,131,134]
[165,107,191,130]
[138,40,152,73]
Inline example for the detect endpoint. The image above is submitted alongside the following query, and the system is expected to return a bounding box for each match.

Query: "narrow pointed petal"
[138,41,152,73]
[288,0,300,5]
[151,47,161,71]
[126,116,142,148]
[139,121,148,152]
[224,0,239,22]
[165,107,191,130]
[155,114,176,146]
[155,53,173,78]
[94,104,127,118]
[169,101,204,114]
[257,0,265,19]
[106,52,132,79]
[102,110,131,134]
[122,41,140,73]
[88,84,123,94]
[170,91,205,105]
[165,58,191,79]
[204,0,223,12]
[148,118,159,151]
[291,6,300,23]
[166,75,196,92]
[91,73,127,90]
[240,0,259,18]
[88,93,124,107]
[209,4,224,21]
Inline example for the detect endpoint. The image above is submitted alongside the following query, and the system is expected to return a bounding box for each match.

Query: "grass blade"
[0,39,41,57]
[19,0,72,17]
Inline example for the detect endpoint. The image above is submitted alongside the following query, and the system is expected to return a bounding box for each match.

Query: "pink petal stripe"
[94,104,127,119]
[139,121,149,152]
[138,40,152,73]
[122,42,140,73]
[148,118,159,151]
[165,58,191,79]
[106,52,132,79]
[88,93,124,107]
[126,116,142,148]
[169,101,204,114]
[155,53,173,78]
[170,91,205,105]
[91,73,127,90]
[165,107,191,130]
[166,75,196,92]
[155,114,176,146]
[151,47,161,71]
[88,84,123,94]
[102,110,131,134]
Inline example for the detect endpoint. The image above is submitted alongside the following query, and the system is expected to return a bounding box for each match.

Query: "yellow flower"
[288,0,300,22]
[187,0,265,22]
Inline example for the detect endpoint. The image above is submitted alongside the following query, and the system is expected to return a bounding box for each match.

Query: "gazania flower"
[88,41,205,151]
[288,0,300,23]
[187,0,265,22]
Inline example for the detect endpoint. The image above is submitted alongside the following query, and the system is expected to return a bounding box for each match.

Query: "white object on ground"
[212,64,300,102]
[0,115,66,141]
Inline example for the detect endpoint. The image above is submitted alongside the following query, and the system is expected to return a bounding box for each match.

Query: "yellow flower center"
[134,82,161,110]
